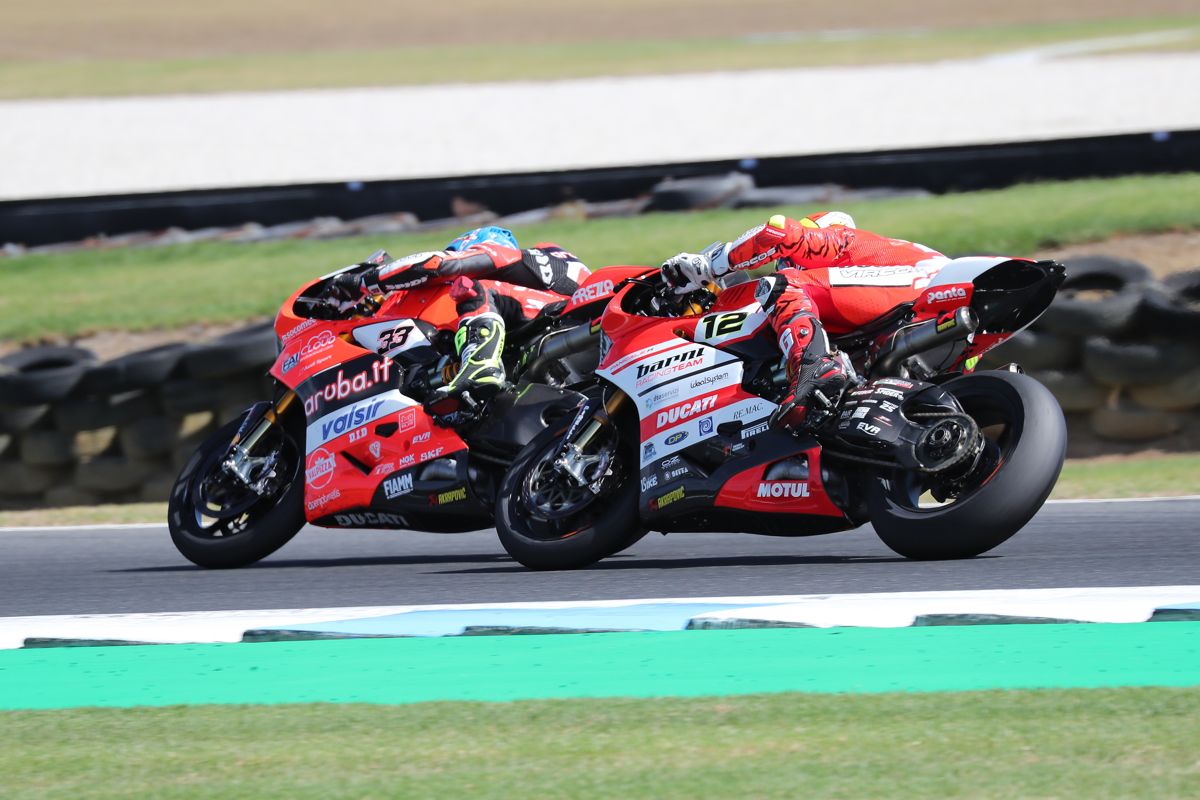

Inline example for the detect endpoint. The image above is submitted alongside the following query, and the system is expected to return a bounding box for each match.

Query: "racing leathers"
[340,242,590,413]
[662,212,948,430]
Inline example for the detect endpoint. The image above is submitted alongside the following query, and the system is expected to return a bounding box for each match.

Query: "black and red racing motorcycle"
[167,251,642,568]
[494,256,1068,569]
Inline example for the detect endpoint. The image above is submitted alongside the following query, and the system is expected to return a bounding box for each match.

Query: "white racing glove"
[661,252,717,295]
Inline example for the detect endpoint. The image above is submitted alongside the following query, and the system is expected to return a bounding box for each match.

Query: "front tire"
[867,370,1066,559]
[168,408,305,568]
[495,419,639,570]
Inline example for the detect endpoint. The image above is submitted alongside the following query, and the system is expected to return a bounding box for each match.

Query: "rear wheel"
[495,417,639,570]
[168,407,305,568]
[867,370,1065,559]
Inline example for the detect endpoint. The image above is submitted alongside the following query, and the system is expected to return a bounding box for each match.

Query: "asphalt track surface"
[1,499,1196,617]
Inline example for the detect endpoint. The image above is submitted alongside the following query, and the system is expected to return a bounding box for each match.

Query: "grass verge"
[0,453,1193,527]
[4,173,1200,341]
[1,16,1197,99]
[1,687,1197,798]
[1049,453,1200,499]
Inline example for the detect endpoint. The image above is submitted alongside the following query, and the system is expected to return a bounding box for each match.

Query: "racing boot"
[770,314,852,431]
[426,312,508,420]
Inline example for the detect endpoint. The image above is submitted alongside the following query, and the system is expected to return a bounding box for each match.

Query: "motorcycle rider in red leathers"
[330,226,590,414]
[661,212,949,430]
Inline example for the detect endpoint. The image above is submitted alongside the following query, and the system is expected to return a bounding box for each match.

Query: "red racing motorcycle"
[167,251,643,568]
[494,257,1067,569]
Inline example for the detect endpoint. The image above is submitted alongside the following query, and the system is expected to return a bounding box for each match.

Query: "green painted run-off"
[2,623,1198,710]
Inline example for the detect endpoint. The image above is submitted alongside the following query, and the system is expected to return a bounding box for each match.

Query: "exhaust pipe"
[526,324,598,381]
[874,307,978,375]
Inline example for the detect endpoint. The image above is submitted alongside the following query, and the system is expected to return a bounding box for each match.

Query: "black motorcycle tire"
[867,370,1066,560]
[168,408,305,569]
[495,420,640,570]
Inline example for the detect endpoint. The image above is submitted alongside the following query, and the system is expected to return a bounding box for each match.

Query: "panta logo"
[383,473,413,499]
[571,280,614,304]
[399,408,417,431]
[656,395,717,428]
[305,448,336,488]
[756,482,810,498]
[636,348,705,379]
[927,287,967,303]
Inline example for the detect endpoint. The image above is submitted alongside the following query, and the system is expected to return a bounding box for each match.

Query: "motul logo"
[756,481,810,498]
[926,287,967,303]
[657,395,717,427]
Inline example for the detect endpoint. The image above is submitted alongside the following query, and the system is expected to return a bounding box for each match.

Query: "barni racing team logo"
[305,448,336,488]
[302,358,394,417]
[756,481,810,498]
[635,348,705,387]
[656,395,717,429]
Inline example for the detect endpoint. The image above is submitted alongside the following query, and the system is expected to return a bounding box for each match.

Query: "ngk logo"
[656,395,717,428]
[926,287,967,303]
[756,481,810,498]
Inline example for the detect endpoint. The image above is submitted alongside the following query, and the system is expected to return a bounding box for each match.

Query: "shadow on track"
[111,552,518,573]
[435,553,931,574]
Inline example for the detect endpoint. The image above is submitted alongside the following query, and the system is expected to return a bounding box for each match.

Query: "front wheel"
[168,407,306,568]
[867,370,1066,559]
[495,417,639,570]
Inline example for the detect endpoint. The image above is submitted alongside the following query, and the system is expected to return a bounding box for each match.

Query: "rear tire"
[168,408,305,568]
[868,370,1066,560]
[495,419,639,570]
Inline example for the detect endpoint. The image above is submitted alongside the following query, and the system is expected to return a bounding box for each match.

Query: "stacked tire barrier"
[1,256,1197,508]
[982,259,1200,455]
[0,323,278,508]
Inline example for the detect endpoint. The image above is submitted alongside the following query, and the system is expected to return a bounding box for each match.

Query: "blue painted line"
[258,603,760,637]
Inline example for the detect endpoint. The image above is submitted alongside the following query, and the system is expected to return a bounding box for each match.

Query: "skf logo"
[756,482,810,498]
[650,486,685,510]
[656,395,717,428]
[571,280,614,305]
[926,287,967,303]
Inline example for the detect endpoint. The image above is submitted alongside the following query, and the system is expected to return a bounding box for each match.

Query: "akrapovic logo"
[756,482,810,498]
[637,348,704,379]
[926,287,967,303]
[656,395,717,428]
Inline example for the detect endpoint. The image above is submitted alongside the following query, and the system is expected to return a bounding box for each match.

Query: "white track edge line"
[0,494,1197,531]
